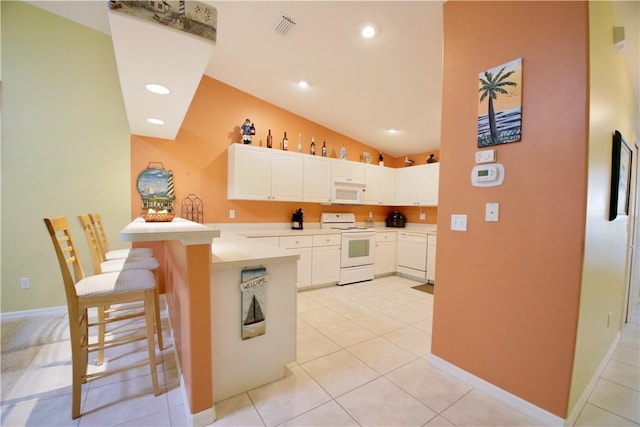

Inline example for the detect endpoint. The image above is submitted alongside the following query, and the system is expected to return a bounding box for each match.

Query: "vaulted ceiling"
[27,1,639,157]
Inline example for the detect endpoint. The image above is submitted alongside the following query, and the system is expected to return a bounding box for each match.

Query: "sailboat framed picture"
[240,267,268,340]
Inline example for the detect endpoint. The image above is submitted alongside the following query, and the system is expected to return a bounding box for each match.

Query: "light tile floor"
[1,276,638,426]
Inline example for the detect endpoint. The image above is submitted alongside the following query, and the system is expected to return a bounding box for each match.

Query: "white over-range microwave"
[331,180,366,205]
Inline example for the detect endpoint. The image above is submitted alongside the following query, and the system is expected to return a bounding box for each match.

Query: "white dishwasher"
[396,232,428,280]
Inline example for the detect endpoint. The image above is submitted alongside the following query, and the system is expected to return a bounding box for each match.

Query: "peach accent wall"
[165,241,213,415]
[432,1,588,418]
[130,77,437,226]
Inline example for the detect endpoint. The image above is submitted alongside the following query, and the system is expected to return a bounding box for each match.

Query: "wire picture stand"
[181,193,203,223]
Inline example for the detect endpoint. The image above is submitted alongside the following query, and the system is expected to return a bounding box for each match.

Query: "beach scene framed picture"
[478,58,523,148]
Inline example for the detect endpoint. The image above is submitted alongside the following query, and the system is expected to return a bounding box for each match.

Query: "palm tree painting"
[478,58,522,147]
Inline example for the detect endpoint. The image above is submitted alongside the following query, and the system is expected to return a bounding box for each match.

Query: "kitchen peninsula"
[120,218,299,426]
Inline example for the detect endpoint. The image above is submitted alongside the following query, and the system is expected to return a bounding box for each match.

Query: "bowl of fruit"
[143,209,175,222]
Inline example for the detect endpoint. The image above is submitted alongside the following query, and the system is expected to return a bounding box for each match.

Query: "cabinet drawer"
[280,235,313,249]
[376,231,397,242]
[312,234,341,247]
[428,235,437,246]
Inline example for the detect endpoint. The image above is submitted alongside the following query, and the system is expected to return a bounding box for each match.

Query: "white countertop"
[210,232,299,270]
[120,217,220,245]
[207,222,437,238]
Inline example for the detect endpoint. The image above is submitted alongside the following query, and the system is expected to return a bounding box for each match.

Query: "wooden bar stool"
[89,213,153,260]
[78,215,164,354]
[43,216,160,419]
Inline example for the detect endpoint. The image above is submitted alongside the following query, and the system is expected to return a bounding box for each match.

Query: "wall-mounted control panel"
[475,149,496,164]
[471,163,504,187]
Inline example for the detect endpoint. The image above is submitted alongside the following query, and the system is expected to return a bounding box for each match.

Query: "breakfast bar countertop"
[120,217,220,245]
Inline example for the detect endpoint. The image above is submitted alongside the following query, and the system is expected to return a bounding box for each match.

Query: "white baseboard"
[564,331,621,426]
[0,305,67,321]
[427,355,565,427]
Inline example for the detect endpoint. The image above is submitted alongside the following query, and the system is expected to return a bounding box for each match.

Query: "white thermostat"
[471,163,504,187]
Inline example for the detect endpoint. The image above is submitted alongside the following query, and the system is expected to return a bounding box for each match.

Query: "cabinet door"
[228,144,272,200]
[332,159,365,184]
[311,245,340,285]
[426,235,437,283]
[417,163,439,206]
[303,156,332,203]
[271,151,303,201]
[365,164,396,205]
[374,241,397,275]
[395,167,419,206]
[289,247,312,288]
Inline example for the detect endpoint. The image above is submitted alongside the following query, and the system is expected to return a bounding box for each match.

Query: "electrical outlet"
[229,209,236,219]
[20,277,30,290]
[419,210,426,220]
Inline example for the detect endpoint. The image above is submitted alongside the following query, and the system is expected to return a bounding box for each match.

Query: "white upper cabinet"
[228,144,438,207]
[270,150,304,201]
[331,159,365,184]
[228,144,302,201]
[417,163,439,206]
[303,156,332,203]
[364,164,396,205]
[395,163,439,206]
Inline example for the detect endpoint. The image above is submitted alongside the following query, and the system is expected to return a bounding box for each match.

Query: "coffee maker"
[291,208,304,230]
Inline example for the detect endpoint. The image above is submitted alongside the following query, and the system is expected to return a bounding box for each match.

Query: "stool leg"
[144,290,160,395]
[153,269,164,350]
[97,306,106,366]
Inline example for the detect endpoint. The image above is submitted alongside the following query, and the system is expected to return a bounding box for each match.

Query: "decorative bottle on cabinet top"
[282,131,288,150]
[310,137,316,155]
[266,129,273,148]
[321,141,327,157]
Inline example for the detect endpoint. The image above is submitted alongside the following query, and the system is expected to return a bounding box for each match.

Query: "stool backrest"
[78,214,105,275]
[43,217,85,302]
[88,213,110,261]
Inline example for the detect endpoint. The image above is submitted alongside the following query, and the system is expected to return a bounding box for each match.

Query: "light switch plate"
[451,214,467,231]
[485,202,499,222]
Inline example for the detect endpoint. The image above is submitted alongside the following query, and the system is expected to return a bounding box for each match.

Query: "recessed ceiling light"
[361,23,377,39]
[145,83,170,95]
[298,80,309,88]
[387,128,399,134]
[147,118,165,125]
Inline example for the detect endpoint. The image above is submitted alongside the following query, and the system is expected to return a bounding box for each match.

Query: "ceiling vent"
[273,14,296,36]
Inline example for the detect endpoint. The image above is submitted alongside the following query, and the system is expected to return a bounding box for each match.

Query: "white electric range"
[320,213,375,285]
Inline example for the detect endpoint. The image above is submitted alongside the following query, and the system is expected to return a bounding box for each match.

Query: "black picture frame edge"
[609,130,632,221]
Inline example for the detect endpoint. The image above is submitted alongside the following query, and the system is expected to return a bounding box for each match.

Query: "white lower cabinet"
[280,236,313,288]
[426,234,437,284]
[374,231,397,276]
[311,234,341,286]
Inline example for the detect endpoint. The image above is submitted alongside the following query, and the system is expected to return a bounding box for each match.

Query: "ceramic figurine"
[241,118,253,144]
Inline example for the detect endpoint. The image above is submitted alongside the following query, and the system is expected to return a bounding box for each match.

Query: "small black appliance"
[291,208,304,230]
[386,211,406,228]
